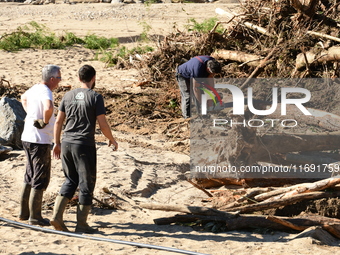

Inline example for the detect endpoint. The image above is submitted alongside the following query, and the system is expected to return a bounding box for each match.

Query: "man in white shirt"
[19,64,61,226]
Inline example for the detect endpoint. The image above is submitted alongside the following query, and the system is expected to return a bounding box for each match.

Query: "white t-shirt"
[21,84,55,144]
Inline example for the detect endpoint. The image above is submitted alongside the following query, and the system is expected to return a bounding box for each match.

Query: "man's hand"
[33,119,48,129]
[109,139,118,151]
[53,143,61,160]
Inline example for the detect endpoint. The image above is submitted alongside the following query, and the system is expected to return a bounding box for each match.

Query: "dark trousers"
[176,74,202,118]
[59,142,97,205]
[176,73,191,118]
[22,141,51,190]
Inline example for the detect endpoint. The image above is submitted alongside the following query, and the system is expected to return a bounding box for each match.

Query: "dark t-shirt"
[59,88,106,146]
[177,55,214,79]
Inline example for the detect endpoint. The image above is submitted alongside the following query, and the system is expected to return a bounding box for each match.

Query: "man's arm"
[192,79,202,104]
[97,114,118,151]
[42,99,54,124]
[52,111,66,160]
[193,73,216,108]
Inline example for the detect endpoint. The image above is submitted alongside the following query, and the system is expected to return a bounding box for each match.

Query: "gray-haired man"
[19,64,62,226]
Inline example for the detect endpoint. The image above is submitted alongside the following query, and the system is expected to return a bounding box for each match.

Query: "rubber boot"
[75,204,98,233]
[50,195,70,232]
[19,183,31,220]
[28,188,50,226]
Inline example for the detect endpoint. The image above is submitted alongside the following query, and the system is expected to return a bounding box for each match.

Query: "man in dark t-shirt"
[51,65,118,233]
[176,55,222,118]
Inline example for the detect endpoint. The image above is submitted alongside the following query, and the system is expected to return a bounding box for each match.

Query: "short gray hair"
[42,65,61,82]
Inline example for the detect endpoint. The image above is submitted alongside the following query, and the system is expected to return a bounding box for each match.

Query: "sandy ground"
[0,1,340,255]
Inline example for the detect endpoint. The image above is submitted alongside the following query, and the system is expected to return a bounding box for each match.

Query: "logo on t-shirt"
[75,92,84,100]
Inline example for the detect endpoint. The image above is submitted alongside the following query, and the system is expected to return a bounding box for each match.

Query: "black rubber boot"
[50,195,70,232]
[19,183,31,220]
[28,188,50,226]
[75,204,98,233]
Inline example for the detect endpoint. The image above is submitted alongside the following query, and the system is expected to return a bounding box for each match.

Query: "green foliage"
[186,17,223,34]
[168,99,178,109]
[83,34,119,50]
[98,45,154,67]
[63,32,85,46]
[0,21,64,51]
[139,21,152,42]
[0,22,119,51]
[0,22,154,67]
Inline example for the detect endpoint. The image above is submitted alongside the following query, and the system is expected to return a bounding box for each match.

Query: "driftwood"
[152,212,340,239]
[294,46,340,71]
[186,179,213,197]
[222,190,340,213]
[267,215,340,240]
[140,203,239,218]
[290,226,338,245]
[266,215,308,231]
[154,214,231,225]
[211,50,263,67]
[306,31,340,43]
[254,176,340,202]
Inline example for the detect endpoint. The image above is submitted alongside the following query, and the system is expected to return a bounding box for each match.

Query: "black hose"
[0,217,209,255]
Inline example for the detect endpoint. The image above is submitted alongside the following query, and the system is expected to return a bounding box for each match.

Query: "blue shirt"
[177,55,214,79]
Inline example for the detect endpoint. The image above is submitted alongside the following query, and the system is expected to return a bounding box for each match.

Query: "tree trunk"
[211,50,263,67]
[222,190,340,213]
[140,203,239,218]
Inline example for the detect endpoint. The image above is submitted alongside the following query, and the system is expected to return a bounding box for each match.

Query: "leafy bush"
[186,17,223,34]
[0,21,65,51]
[97,45,154,66]
[0,22,119,51]
[0,22,153,67]
[83,34,119,50]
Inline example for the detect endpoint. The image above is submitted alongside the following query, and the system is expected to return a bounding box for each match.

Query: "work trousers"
[22,141,51,190]
[59,142,97,205]
[176,73,203,118]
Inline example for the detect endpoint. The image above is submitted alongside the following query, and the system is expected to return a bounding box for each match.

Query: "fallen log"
[186,179,213,197]
[153,213,340,235]
[140,203,239,218]
[211,50,263,67]
[306,31,340,43]
[289,226,338,245]
[294,46,340,71]
[266,215,308,231]
[254,176,340,202]
[322,224,340,239]
[153,214,231,225]
[222,190,340,213]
